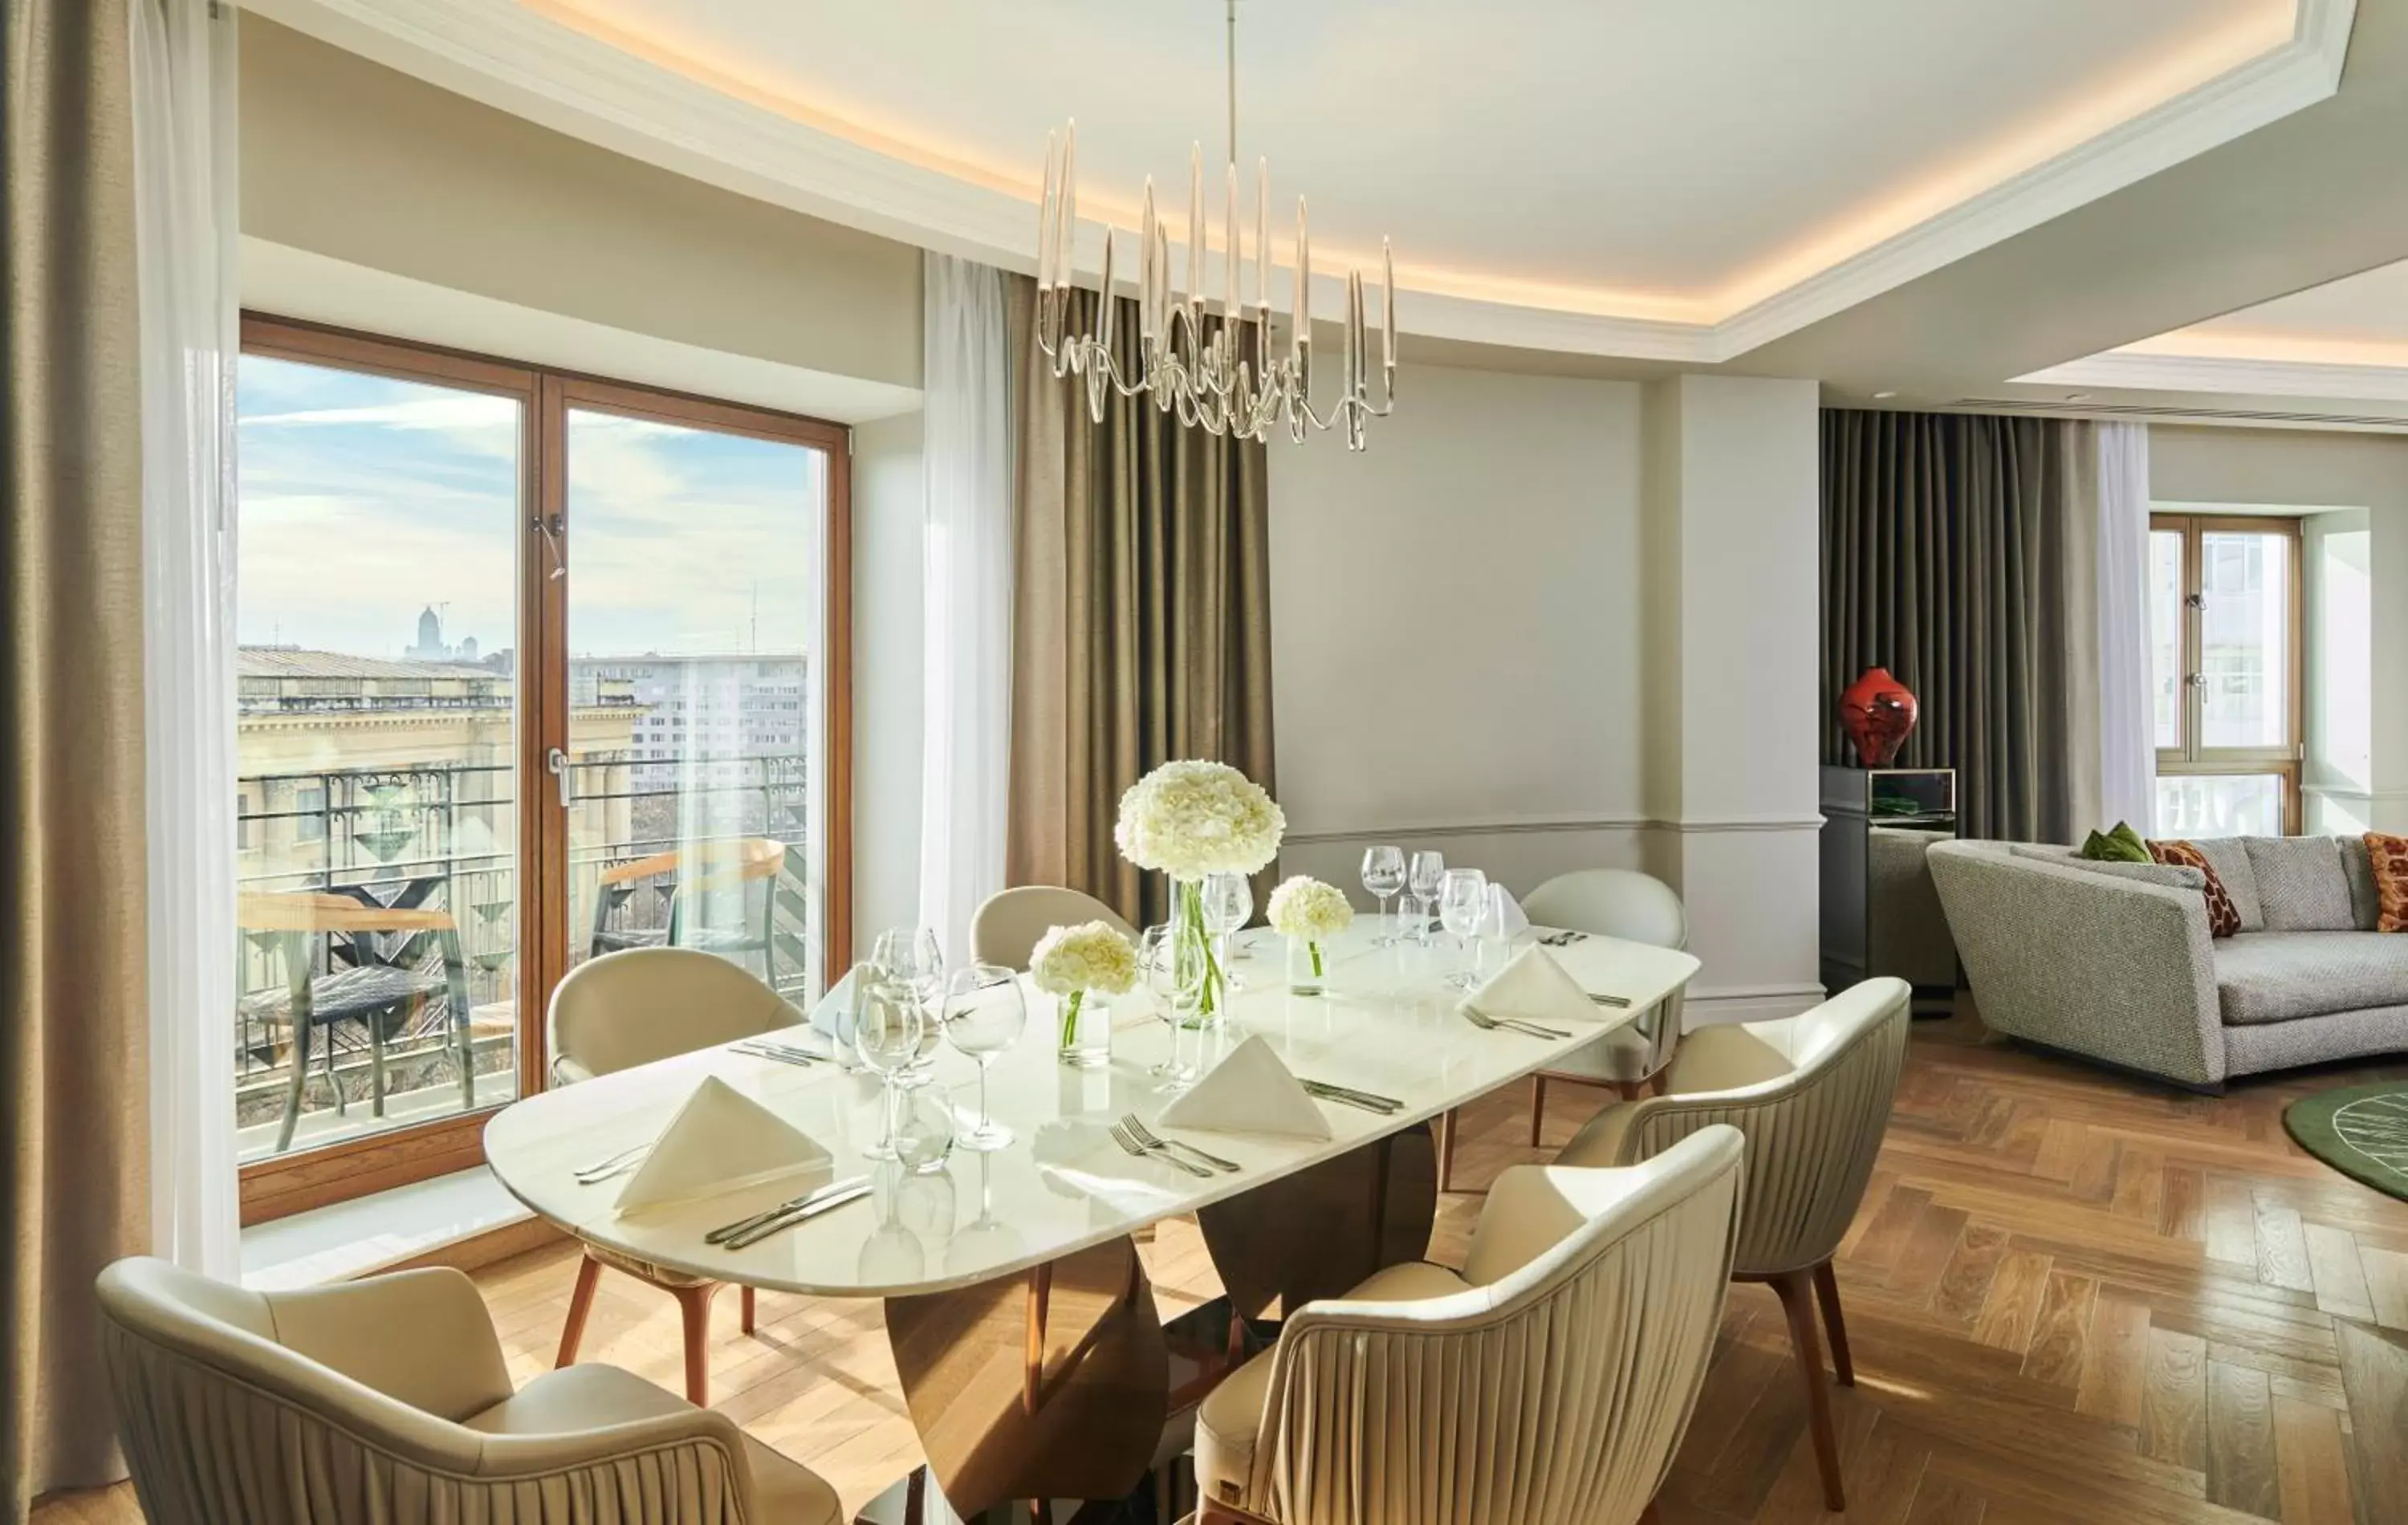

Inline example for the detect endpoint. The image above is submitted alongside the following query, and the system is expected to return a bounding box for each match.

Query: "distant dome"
[417,606,441,645]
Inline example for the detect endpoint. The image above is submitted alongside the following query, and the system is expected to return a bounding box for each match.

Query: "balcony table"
[484,923,1698,1517]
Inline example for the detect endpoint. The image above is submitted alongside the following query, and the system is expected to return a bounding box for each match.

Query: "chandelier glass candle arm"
[1031,119,1397,450]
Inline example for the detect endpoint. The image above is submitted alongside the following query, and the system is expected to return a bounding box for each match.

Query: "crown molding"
[243,0,2353,365]
[2016,346,2408,402]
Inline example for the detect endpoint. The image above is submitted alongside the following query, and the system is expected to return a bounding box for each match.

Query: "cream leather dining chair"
[1554,978,1912,1512]
[96,1255,842,1525]
[1438,869,1690,1190]
[971,884,1138,968]
[549,946,799,1406]
[1192,1126,1745,1525]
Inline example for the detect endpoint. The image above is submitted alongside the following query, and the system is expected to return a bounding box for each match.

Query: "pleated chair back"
[549,946,795,1083]
[1521,868,1690,1081]
[970,885,1138,969]
[1245,1127,1746,1525]
[1613,977,1911,1275]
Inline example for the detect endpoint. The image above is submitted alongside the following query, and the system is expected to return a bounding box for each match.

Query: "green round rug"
[2284,1082,2408,1201]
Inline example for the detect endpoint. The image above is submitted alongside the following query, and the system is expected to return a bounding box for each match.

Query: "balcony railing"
[235,754,812,1160]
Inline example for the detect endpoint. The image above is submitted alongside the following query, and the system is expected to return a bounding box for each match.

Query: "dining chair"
[549,946,800,1405]
[96,1255,842,1525]
[1435,868,1688,1190]
[1193,1126,1745,1525]
[970,884,1139,968]
[1552,977,1913,1511]
[587,836,802,990]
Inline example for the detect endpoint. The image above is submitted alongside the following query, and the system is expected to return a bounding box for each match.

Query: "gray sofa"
[1926,835,2408,1090]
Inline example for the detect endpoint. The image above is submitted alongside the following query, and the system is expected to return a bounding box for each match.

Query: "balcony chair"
[548,946,800,1405]
[96,1256,841,1525]
[1435,868,1688,1190]
[970,884,1139,969]
[237,889,473,1153]
[587,836,804,992]
[1554,978,1913,1511]
[1192,1127,1745,1525]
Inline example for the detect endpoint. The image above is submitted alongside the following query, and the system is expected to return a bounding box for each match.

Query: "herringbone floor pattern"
[35,1013,2408,1524]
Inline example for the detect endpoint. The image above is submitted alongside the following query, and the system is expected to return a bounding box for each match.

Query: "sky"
[236,354,823,660]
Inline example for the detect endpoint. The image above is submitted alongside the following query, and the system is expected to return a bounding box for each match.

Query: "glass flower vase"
[1286,936,1326,996]
[1056,990,1111,1068]
[1172,876,1223,1028]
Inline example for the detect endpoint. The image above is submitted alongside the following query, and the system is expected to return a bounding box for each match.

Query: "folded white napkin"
[1156,1034,1333,1141]
[807,965,862,1047]
[1461,945,1600,1027]
[1487,884,1531,939]
[615,1075,832,1214]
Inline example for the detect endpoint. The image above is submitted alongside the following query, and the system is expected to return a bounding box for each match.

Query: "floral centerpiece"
[1267,875,1352,996]
[1031,920,1139,1067]
[1114,759,1285,1023]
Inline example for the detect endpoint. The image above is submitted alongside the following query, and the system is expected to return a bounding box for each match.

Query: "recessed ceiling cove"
[249,0,2353,361]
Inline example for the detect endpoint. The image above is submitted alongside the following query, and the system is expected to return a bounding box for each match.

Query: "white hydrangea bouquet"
[1030,920,1138,1066]
[1267,875,1352,995]
[1115,760,1284,1023]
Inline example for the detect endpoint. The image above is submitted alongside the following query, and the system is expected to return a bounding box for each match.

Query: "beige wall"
[238,18,922,391]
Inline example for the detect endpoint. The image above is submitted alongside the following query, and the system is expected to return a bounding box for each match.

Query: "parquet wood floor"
[35,1011,2408,1523]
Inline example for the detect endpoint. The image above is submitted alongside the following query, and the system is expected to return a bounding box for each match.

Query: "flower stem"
[1060,988,1084,1051]
[1309,941,1324,978]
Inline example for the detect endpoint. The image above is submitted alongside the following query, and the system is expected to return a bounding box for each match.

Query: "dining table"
[484,921,1700,1518]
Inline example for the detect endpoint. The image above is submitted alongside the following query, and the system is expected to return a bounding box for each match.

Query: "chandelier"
[1032,0,1396,450]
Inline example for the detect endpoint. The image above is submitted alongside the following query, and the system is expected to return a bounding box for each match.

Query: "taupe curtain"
[1005,277,1276,927]
[1821,410,2100,843]
[3,0,153,1514]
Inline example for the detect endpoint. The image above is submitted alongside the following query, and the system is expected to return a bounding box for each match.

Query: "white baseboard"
[1683,982,1826,1027]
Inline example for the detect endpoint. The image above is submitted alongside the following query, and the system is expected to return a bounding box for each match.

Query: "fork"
[1109,1120,1212,1177]
[732,1039,822,1067]
[574,1139,654,1181]
[1462,1007,1568,1040]
[1121,1113,1242,1173]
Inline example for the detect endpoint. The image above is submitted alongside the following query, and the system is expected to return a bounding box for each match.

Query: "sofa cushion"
[2190,838,2264,931]
[2213,932,2408,1025]
[2368,832,2408,933]
[2242,836,2356,931]
[2149,840,2240,937]
[2343,836,2382,929]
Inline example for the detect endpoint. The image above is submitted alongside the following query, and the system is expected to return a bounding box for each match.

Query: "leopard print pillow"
[2148,839,2240,937]
[2365,832,2408,933]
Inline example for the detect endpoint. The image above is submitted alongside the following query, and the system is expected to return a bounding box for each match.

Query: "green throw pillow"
[2080,821,2150,863]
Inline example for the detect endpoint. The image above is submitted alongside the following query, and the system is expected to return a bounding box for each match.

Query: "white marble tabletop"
[482,924,1699,1297]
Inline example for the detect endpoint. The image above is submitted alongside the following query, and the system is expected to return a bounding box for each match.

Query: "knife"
[1301,1080,1405,1112]
[722,1182,872,1250]
[706,1175,866,1245]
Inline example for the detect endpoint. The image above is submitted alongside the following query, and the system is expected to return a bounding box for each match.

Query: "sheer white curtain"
[917,254,1014,966]
[131,0,241,1276]
[2093,421,2156,830]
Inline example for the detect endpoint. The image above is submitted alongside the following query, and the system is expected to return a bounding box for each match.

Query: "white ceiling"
[527,0,2296,315]
[2135,258,2408,360]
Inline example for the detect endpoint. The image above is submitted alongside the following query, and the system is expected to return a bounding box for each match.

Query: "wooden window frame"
[236,314,852,1224]
[2150,512,2304,836]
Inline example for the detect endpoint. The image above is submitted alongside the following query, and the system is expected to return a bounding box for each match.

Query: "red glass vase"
[1838,665,1918,767]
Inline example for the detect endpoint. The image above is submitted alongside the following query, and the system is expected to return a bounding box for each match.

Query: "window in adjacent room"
[2149,513,2301,836]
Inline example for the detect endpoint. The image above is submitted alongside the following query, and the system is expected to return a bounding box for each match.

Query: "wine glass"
[1439,867,1490,988]
[853,973,926,1162]
[1407,850,1446,944]
[1202,872,1254,990]
[1361,845,1406,944]
[1141,923,1205,1091]
[942,965,1026,1151]
[871,926,946,1081]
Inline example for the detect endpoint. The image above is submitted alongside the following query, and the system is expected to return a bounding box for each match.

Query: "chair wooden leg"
[905,1464,926,1524]
[555,1252,603,1368]
[673,1282,722,1407]
[1769,1269,1845,1511]
[1813,1259,1854,1388]
[1529,1074,1549,1147]
[1437,1107,1459,1192]
[1612,1078,1644,1101]
[740,1284,757,1336]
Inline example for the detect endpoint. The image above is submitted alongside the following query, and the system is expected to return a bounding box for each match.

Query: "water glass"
[1439,867,1490,988]
[1141,923,1205,1091]
[1407,850,1446,943]
[1202,871,1254,990]
[942,964,1026,1150]
[853,974,926,1161]
[1361,845,1406,943]
[871,925,946,1080]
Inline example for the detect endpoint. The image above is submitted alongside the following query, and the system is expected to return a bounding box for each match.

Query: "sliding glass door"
[234,319,848,1222]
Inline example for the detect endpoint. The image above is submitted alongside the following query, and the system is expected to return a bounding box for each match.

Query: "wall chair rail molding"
[1281,813,1825,846]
